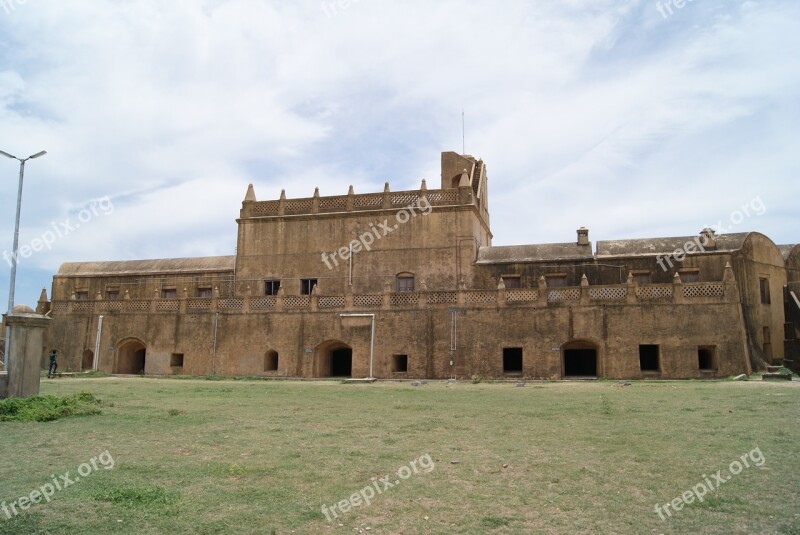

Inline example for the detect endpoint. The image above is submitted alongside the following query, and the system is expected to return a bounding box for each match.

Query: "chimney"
[577,227,590,246]
[699,228,717,249]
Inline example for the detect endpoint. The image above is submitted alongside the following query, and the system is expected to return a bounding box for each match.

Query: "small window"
[392,354,408,373]
[759,278,770,304]
[679,270,700,283]
[162,288,177,299]
[106,290,120,300]
[503,348,523,375]
[264,280,281,296]
[698,346,716,371]
[264,350,279,372]
[639,345,660,372]
[197,287,212,298]
[396,274,415,292]
[502,276,521,289]
[170,353,184,367]
[301,279,317,295]
[632,271,652,285]
[74,291,89,300]
[763,326,772,360]
[544,274,567,287]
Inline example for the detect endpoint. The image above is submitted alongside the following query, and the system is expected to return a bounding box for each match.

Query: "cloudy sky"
[0,0,798,307]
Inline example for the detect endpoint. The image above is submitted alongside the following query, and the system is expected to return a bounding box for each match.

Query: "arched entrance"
[315,340,352,378]
[562,340,599,378]
[116,339,147,374]
[82,349,94,371]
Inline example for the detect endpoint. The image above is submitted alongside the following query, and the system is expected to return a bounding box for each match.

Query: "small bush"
[0,392,102,422]
[471,374,483,384]
[94,486,179,509]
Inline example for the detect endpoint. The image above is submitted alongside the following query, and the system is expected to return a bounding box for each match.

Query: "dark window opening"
[639,345,660,372]
[698,346,716,371]
[264,350,279,372]
[679,270,700,283]
[197,287,212,298]
[564,348,598,377]
[633,271,652,285]
[393,354,408,373]
[264,280,281,296]
[502,276,521,289]
[106,290,119,300]
[503,347,523,374]
[170,353,184,367]
[75,291,89,300]
[760,278,770,304]
[301,279,318,295]
[396,275,415,292]
[162,289,177,299]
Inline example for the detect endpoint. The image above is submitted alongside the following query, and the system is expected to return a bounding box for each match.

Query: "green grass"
[0,378,798,534]
[0,391,102,422]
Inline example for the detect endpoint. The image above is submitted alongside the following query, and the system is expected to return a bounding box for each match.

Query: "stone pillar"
[2,305,51,398]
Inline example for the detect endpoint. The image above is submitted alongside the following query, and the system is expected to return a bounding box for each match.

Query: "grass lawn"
[1,377,798,534]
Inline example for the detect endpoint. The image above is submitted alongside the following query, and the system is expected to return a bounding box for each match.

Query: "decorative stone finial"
[580,274,589,287]
[313,187,320,198]
[348,185,354,195]
[420,179,427,192]
[673,272,682,284]
[497,277,506,290]
[244,184,256,202]
[459,169,470,187]
[384,182,390,192]
[279,189,286,201]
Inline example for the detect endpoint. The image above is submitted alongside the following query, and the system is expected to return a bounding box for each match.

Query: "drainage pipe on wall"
[339,313,375,380]
[92,315,103,371]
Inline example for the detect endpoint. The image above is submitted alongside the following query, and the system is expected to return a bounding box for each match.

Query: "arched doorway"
[264,350,279,372]
[116,339,147,374]
[82,349,94,371]
[315,340,352,378]
[562,340,599,378]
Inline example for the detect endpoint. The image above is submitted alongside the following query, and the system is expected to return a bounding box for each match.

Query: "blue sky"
[0,0,798,308]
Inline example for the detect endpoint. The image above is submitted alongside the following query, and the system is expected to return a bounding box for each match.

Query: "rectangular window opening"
[760,278,771,304]
[502,276,521,289]
[197,287,212,298]
[264,280,281,296]
[75,290,89,300]
[698,346,717,371]
[678,270,700,283]
[632,271,652,285]
[301,279,318,295]
[170,353,184,367]
[392,354,408,373]
[503,347,523,375]
[106,290,120,300]
[639,344,660,372]
[162,288,177,299]
[544,274,567,288]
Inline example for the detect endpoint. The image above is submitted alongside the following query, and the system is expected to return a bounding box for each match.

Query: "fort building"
[39,151,796,379]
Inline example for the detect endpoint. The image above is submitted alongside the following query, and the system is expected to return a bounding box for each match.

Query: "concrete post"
[2,305,51,398]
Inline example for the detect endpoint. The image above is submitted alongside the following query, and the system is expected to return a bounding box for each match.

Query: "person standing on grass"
[48,349,58,378]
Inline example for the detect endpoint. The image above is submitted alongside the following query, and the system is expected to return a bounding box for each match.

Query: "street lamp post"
[1,149,47,373]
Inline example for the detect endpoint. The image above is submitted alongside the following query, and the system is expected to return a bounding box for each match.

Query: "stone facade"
[41,152,793,380]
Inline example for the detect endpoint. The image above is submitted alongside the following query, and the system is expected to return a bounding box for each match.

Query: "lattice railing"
[427,291,457,305]
[353,194,383,208]
[426,190,459,205]
[219,298,244,310]
[353,294,383,308]
[72,301,94,312]
[250,297,276,309]
[251,200,279,214]
[319,196,348,211]
[683,283,724,298]
[51,302,68,312]
[319,296,346,309]
[284,296,310,309]
[284,199,313,214]
[590,287,627,300]
[465,291,497,304]
[390,293,419,307]
[187,299,212,310]
[390,193,420,206]
[636,286,673,299]
[548,289,581,301]
[506,289,538,302]
[98,301,124,311]
[127,300,151,312]
[156,300,180,312]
